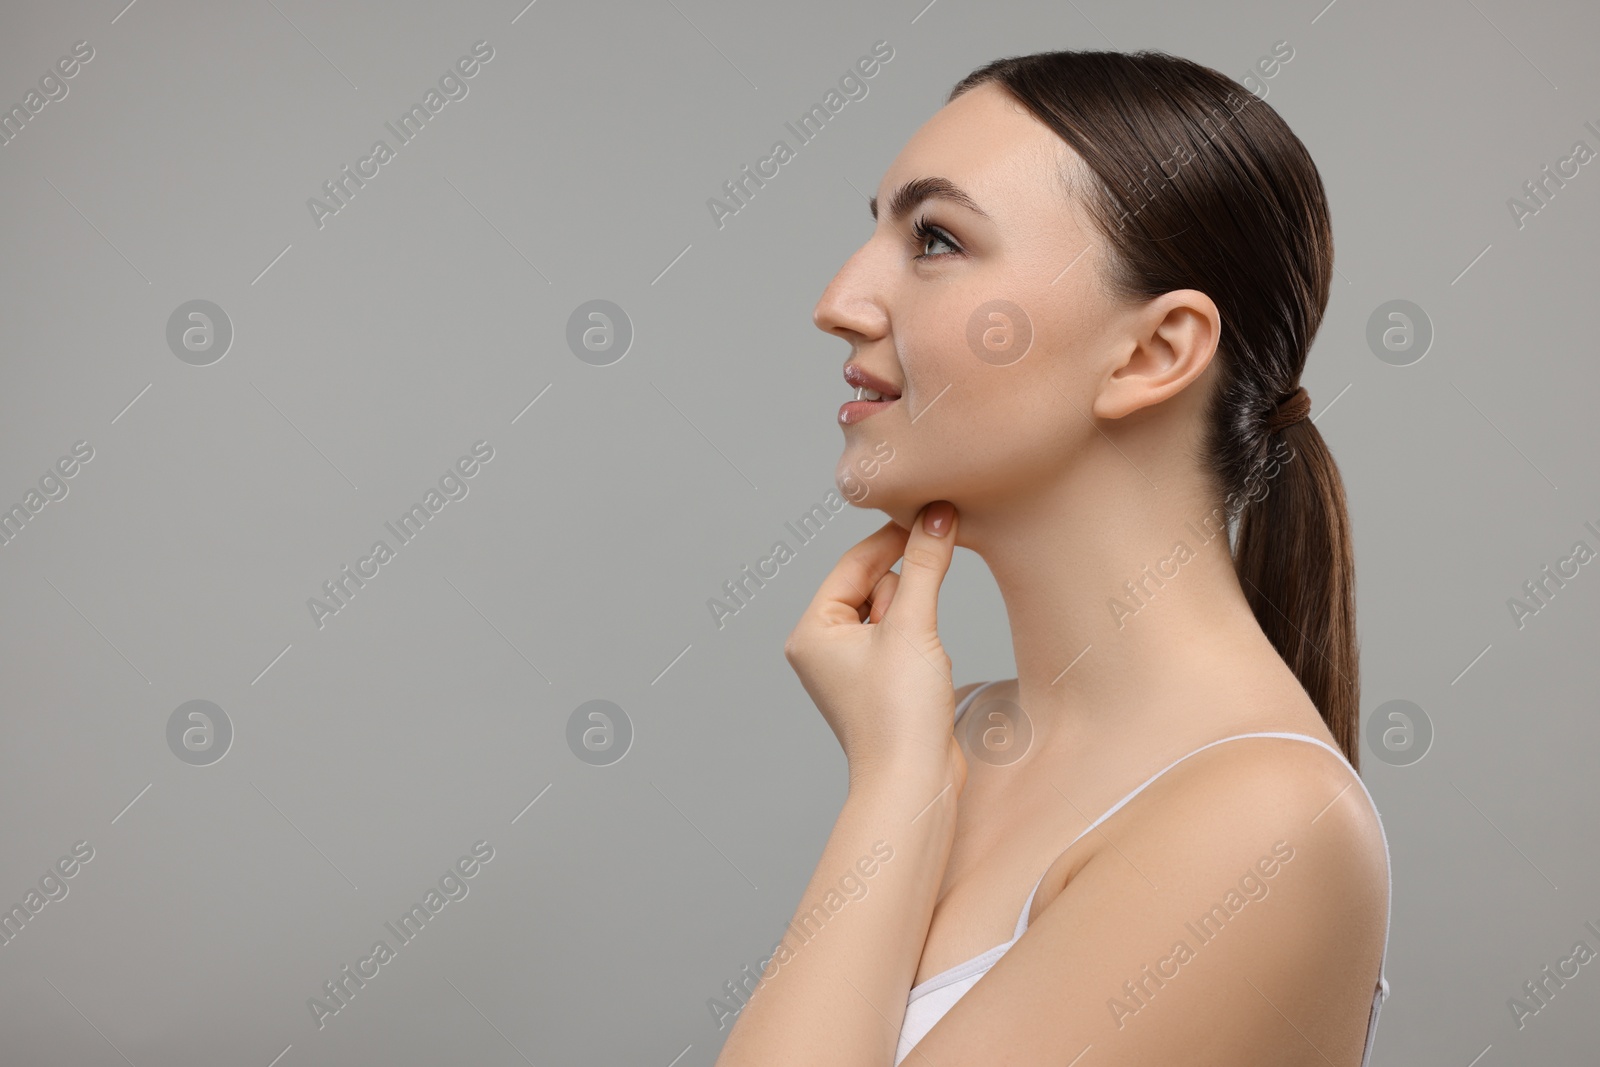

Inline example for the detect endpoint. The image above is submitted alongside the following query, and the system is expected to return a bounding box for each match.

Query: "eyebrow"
[868,176,991,223]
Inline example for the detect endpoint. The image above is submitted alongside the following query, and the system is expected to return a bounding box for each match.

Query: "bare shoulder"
[1121,735,1390,914]
[906,733,1391,1065]
[1179,735,1386,869]
[1088,735,1393,1026]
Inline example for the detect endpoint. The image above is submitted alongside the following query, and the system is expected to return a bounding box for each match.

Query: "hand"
[783,501,965,790]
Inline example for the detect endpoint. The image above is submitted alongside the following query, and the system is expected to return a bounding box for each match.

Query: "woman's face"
[814,81,1133,535]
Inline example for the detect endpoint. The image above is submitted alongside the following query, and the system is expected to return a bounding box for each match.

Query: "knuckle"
[900,544,943,573]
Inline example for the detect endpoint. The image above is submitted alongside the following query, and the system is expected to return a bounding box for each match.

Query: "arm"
[901,739,1390,1067]
[716,504,976,1066]
[714,681,986,1067]
[713,758,956,1067]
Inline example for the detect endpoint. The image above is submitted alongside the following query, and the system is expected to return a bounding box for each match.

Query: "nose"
[812,241,888,345]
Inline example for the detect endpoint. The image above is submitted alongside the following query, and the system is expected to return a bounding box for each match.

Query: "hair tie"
[1264,386,1311,433]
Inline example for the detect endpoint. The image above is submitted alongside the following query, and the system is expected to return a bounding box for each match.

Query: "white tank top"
[894,680,1392,1065]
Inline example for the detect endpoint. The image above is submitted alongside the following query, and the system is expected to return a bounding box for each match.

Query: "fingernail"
[923,500,954,537]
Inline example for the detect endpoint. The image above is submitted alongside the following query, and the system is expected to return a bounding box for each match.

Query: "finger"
[866,570,899,624]
[803,519,911,627]
[883,501,958,635]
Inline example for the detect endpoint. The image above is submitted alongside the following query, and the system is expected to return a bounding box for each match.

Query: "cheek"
[951,388,1076,479]
[898,301,986,402]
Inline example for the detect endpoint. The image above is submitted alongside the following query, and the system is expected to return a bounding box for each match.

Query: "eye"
[910,214,962,260]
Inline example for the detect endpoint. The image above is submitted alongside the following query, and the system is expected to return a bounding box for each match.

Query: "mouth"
[840,363,902,425]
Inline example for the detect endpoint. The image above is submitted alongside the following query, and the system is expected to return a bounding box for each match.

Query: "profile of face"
[812,81,1219,540]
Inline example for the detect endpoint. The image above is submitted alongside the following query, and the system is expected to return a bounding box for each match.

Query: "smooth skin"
[713,82,1388,1067]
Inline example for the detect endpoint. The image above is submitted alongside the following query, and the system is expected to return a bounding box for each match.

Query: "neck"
[958,457,1268,750]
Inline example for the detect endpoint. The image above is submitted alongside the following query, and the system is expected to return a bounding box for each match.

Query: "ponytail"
[1233,419,1360,769]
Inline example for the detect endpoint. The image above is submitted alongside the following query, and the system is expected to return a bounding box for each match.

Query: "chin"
[836,484,918,530]
[833,481,893,515]
[834,437,905,509]
[883,508,918,532]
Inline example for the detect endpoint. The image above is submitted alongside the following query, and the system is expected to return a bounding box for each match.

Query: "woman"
[715,49,1391,1066]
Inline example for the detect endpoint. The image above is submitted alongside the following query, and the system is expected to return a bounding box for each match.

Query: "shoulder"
[1118,735,1389,907]
[901,732,1390,1063]
[1199,735,1385,856]
[904,733,1391,1062]
[1050,737,1387,1048]
[1076,734,1393,1003]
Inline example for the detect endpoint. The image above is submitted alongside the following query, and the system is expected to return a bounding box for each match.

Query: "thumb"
[883,501,957,635]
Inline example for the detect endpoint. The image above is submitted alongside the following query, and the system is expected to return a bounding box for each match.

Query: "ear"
[1091,289,1220,421]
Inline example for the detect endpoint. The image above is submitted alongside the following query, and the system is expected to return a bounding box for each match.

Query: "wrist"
[846,755,962,819]
[851,732,966,798]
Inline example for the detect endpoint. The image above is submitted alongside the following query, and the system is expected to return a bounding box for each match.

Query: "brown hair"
[949,50,1361,769]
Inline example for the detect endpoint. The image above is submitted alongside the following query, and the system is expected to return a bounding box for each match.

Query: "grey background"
[1,0,1596,1063]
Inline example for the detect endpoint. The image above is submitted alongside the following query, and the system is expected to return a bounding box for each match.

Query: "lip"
[838,395,898,426]
[843,363,902,400]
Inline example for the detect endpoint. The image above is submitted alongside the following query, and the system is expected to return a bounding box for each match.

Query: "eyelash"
[910,215,961,260]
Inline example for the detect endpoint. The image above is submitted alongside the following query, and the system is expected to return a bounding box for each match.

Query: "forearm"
[715,763,958,1067]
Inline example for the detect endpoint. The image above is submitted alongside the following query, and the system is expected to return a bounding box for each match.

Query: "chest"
[910,791,1096,988]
